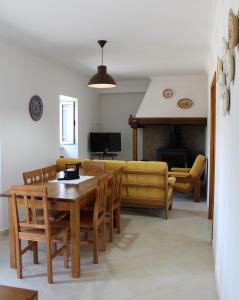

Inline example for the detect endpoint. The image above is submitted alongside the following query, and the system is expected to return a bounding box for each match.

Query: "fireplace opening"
[142,124,206,169]
[157,125,189,169]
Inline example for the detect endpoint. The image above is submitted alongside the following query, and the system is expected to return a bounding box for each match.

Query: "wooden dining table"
[0,169,112,279]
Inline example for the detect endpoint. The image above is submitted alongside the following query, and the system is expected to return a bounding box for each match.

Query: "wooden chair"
[42,165,57,181]
[10,185,69,284]
[23,169,43,185]
[82,161,106,173]
[80,175,108,264]
[168,154,206,202]
[107,167,123,242]
[23,167,68,222]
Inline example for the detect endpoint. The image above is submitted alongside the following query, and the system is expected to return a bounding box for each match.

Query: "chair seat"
[80,211,105,229]
[174,182,192,192]
[80,211,94,229]
[19,222,68,240]
[106,199,120,212]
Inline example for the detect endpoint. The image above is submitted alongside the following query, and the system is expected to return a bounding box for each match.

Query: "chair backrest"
[83,161,106,173]
[23,169,43,185]
[112,167,123,204]
[190,154,206,179]
[10,185,50,237]
[42,165,57,181]
[94,175,108,220]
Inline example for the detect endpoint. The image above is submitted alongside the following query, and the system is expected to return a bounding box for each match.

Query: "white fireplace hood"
[136,75,208,118]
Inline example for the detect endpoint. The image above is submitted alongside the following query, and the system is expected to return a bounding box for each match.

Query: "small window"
[60,96,77,145]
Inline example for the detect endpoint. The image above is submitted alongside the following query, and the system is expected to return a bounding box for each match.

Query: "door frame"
[208,72,216,220]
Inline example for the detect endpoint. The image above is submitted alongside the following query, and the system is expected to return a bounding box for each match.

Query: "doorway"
[208,72,216,220]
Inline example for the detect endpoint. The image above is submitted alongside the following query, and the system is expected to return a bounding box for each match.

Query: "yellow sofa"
[56,158,176,219]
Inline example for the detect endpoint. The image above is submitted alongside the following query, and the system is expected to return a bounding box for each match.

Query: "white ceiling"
[0,0,218,80]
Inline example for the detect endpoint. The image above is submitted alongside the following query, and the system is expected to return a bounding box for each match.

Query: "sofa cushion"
[126,161,168,201]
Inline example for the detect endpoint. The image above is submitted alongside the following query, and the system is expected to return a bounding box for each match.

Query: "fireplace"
[128,116,207,168]
[157,125,189,169]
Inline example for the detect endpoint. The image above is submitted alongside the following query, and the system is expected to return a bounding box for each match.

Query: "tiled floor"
[0,194,218,300]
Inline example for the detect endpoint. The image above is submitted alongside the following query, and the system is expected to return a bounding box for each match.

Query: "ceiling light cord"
[102,47,104,65]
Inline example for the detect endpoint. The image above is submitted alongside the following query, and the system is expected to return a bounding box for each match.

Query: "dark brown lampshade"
[88,65,116,88]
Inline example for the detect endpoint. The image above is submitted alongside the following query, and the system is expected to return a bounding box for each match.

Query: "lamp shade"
[88,65,116,88]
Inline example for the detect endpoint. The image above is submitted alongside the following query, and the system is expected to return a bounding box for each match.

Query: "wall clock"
[29,95,43,121]
[224,50,235,87]
[177,98,193,109]
[228,8,239,50]
[163,88,173,98]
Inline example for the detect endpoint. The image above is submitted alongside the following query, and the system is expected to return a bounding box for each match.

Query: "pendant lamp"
[88,40,116,88]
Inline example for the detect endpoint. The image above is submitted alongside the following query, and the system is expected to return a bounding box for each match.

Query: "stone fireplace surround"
[129,116,207,165]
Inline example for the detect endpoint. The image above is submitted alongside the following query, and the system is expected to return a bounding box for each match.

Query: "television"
[90,132,121,153]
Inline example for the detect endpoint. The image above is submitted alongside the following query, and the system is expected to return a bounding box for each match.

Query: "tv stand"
[92,152,119,160]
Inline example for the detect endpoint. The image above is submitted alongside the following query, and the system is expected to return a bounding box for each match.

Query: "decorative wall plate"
[222,38,229,57]
[222,88,230,116]
[224,50,235,86]
[219,72,226,98]
[163,88,173,98]
[29,95,43,121]
[216,57,223,82]
[177,98,193,109]
[228,8,239,49]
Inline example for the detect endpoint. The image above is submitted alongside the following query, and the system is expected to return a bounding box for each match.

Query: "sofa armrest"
[168,177,176,186]
[171,167,191,173]
[168,171,191,178]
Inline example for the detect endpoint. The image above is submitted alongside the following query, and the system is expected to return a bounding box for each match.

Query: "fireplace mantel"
[129,115,207,160]
[129,115,207,128]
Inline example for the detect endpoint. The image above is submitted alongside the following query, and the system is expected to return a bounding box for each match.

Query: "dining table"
[0,168,112,279]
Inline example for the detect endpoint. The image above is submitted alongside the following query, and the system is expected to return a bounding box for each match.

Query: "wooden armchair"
[80,174,108,264]
[23,169,43,185]
[106,167,123,242]
[10,185,69,283]
[42,165,57,181]
[168,154,206,202]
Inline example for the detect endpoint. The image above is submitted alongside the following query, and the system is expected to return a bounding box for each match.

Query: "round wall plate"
[228,8,239,49]
[29,95,43,121]
[222,38,229,60]
[163,88,173,98]
[177,98,193,109]
[219,72,226,98]
[216,57,223,82]
[224,50,235,86]
[222,88,230,116]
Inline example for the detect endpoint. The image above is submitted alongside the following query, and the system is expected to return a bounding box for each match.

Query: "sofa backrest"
[56,157,89,171]
[189,154,206,179]
[126,161,168,201]
[94,159,127,197]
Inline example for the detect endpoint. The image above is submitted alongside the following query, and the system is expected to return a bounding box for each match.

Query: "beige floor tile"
[0,194,218,300]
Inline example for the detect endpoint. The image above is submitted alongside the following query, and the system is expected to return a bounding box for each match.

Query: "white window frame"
[59,95,78,145]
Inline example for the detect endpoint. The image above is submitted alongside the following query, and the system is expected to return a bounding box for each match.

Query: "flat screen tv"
[90,132,121,153]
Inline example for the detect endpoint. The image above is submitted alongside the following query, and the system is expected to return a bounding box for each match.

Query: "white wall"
[99,93,145,160]
[0,41,100,231]
[136,75,208,117]
[208,1,239,299]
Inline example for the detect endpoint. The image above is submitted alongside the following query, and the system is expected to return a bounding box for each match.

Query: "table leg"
[70,202,80,278]
[8,197,16,268]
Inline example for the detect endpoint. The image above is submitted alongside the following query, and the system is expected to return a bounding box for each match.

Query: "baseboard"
[0,229,9,237]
